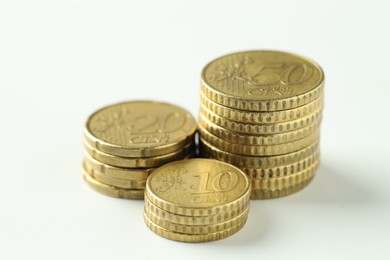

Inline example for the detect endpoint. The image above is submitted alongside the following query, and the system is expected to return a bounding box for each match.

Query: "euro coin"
[84,141,194,168]
[144,211,247,243]
[200,93,323,124]
[145,158,251,216]
[199,125,319,156]
[201,50,324,111]
[84,162,146,189]
[144,196,249,226]
[84,101,197,157]
[198,113,320,146]
[200,104,322,135]
[83,166,144,199]
[84,151,152,181]
[144,206,249,234]
[242,150,319,179]
[199,138,319,168]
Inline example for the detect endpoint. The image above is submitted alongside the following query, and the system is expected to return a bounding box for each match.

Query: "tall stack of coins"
[82,101,197,199]
[144,159,251,242]
[198,51,324,199]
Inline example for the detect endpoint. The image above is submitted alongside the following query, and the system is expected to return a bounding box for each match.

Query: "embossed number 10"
[195,171,239,193]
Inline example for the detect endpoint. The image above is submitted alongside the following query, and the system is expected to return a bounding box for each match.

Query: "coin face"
[146,159,250,215]
[202,50,324,101]
[84,101,197,157]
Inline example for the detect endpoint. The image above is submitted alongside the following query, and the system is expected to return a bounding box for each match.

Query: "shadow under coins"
[206,161,374,246]
[290,162,373,204]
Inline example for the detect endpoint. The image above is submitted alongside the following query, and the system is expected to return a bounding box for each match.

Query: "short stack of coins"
[82,101,197,199]
[144,159,251,242]
[198,50,324,199]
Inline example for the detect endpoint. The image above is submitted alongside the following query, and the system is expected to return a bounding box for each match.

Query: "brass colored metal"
[201,50,324,111]
[83,167,144,200]
[84,101,197,157]
[251,176,314,199]
[144,197,250,226]
[200,104,322,135]
[144,206,249,234]
[84,162,146,189]
[242,151,319,179]
[84,141,194,168]
[84,151,152,181]
[145,159,251,216]
[199,138,318,168]
[144,212,247,243]
[198,113,320,146]
[199,125,319,156]
[251,162,319,191]
[200,93,323,124]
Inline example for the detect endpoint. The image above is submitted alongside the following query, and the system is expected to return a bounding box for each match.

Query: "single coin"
[144,206,249,235]
[243,151,319,179]
[84,141,194,168]
[83,162,146,189]
[84,101,197,157]
[251,162,319,191]
[145,159,251,216]
[144,212,247,243]
[198,113,320,146]
[199,138,318,168]
[200,93,323,124]
[201,50,324,111]
[199,126,319,156]
[83,167,144,199]
[251,176,315,200]
[200,104,322,134]
[84,151,152,181]
[144,197,250,226]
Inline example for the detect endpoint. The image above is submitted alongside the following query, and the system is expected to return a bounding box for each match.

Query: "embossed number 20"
[195,171,239,193]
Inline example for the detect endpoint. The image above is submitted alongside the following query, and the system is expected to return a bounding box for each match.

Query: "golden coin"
[200,138,318,168]
[199,113,320,145]
[251,176,315,199]
[200,93,323,124]
[144,206,249,235]
[144,212,247,243]
[144,196,249,225]
[201,50,324,111]
[84,151,152,181]
[243,151,319,179]
[84,141,194,168]
[83,167,144,199]
[145,159,250,216]
[83,162,146,189]
[84,101,197,157]
[251,162,319,191]
[200,104,322,134]
[199,126,319,156]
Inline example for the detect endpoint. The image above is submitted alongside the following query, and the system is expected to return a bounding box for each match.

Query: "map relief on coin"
[88,103,193,147]
[150,163,248,206]
[204,52,322,100]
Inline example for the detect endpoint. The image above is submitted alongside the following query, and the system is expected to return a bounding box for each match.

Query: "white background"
[1,0,389,259]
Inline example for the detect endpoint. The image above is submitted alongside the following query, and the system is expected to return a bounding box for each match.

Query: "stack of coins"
[144,159,251,242]
[82,101,197,199]
[198,51,324,199]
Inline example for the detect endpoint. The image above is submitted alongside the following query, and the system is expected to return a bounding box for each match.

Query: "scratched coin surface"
[84,101,197,157]
[201,50,324,111]
[145,159,251,216]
